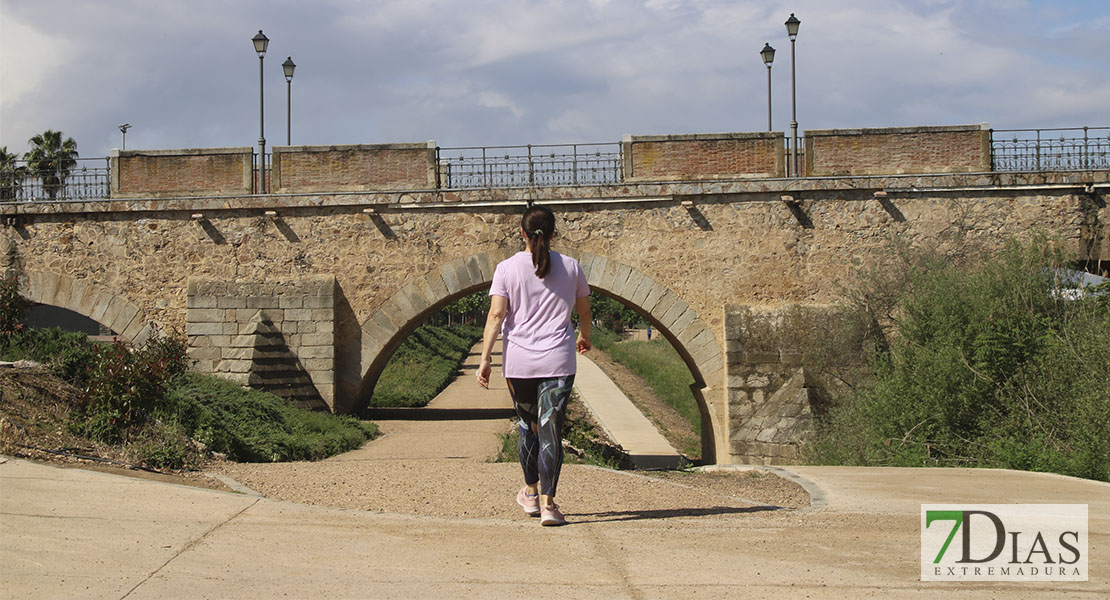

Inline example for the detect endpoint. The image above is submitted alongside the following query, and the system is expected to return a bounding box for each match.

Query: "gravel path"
[215,342,809,520]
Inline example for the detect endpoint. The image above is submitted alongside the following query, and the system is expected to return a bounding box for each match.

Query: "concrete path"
[3,456,1107,599]
[573,353,683,469]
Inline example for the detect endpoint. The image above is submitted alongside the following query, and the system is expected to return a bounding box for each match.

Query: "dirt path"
[215,341,809,519]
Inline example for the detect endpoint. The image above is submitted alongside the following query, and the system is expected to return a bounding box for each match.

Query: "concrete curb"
[696,464,827,509]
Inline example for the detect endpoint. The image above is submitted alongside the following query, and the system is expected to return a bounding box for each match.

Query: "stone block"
[300,332,333,346]
[616,270,644,301]
[310,308,333,321]
[66,278,90,312]
[440,261,462,294]
[311,371,335,384]
[425,269,450,301]
[283,308,312,322]
[298,345,333,359]
[629,275,655,307]
[640,281,668,314]
[304,358,333,371]
[52,275,73,309]
[465,254,485,286]
[220,347,253,360]
[475,252,495,282]
[188,295,218,309]
[585,256,608,287]
[246,296,280,309]
[89,293,114,324]
[187,347,221,361]
[303,295,333,309]
[660,300,690,331]
[649,292,678,324]
[279,295,304,309]
[314,321,334,333]
[187,308,225,323]
[217,296,247,309]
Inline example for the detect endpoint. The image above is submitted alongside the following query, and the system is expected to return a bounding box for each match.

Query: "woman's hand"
[576,334,591,354]
[476,357,492,388]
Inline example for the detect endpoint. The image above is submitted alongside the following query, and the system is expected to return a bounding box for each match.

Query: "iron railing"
[5,128,1110,202]
[0,158,111,202]
[991,127,1110,172]
[435,143,623,189]
[252,152,273,194]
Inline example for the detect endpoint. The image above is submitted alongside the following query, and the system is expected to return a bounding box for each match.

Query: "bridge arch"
[353,249,727,463]
[18,270,161,345]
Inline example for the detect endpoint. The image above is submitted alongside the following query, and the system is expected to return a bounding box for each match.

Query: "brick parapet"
[623,132,783,181]
[111,148,253,198]
[804,124,991,176]
[271,142,436,193]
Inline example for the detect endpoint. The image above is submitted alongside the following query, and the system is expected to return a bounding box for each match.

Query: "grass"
[165,373,378,463]
[368,323,483,408]
[591,327,700,436]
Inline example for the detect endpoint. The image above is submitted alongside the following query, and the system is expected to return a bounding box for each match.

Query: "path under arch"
[351,249,726,462]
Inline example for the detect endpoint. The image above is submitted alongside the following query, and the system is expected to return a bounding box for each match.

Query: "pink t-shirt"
[489,251,590,379]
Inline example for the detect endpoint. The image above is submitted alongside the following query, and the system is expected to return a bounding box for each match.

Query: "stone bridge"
[2,124,1108,464]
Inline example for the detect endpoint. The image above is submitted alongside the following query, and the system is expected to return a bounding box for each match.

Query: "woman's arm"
[574,295,592,354]
[476,294,508,388]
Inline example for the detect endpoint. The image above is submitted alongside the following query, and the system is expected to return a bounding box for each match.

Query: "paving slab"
[574,353,683,469]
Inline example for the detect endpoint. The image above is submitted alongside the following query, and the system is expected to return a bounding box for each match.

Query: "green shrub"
[0,271,32,344]
[808,240,1110,481]
[368,323,483,408]
[70,334,189,443]
[165,372,377,462]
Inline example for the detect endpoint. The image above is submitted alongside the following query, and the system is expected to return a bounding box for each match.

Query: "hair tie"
[534,228,544,236]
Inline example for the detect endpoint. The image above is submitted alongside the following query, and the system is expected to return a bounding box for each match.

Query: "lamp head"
[761,43,776,66]
[118,123,131,133]
[785,13,800,40]
[252,30,269,56]
[283,56,296,81]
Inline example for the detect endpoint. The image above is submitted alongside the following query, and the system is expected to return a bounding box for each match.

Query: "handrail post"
[1036,129,1041,171]
[1084,126,1089,170]
[482,147,488,189]
[528,144,534,187]
[573,144,578,186]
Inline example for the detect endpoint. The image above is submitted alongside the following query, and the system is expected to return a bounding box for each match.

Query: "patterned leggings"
[507,376,574,498]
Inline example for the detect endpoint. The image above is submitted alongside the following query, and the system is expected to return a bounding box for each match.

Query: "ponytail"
[521,205,556,279]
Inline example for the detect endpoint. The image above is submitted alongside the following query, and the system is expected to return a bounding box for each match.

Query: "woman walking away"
[476,205,592,526]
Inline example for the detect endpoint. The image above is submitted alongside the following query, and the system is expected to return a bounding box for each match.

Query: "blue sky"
[2,0,1108,158]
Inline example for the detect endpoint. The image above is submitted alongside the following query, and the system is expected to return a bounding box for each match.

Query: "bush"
[164,372,377,462]
[808,240,1110,481]
[69,334,189,443]
[0,271,32,343]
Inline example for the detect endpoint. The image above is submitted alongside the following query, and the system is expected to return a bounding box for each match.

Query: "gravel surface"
[215,343,809,520]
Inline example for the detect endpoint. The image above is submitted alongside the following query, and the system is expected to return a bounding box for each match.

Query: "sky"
[1,0,1108,159]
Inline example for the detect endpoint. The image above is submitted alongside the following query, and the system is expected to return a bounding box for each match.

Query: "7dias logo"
[921,504,1088,581]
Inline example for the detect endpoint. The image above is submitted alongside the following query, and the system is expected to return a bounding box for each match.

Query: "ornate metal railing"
[436,143,623,189]
[0,158,111,202]
[991,127,1110,172]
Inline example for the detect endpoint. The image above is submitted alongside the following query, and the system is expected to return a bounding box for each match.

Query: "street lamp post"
[252,30,269,193]
[118,124,131,150]
[283,57,296,146]
[760,43,775,133]
[785,13,801,177]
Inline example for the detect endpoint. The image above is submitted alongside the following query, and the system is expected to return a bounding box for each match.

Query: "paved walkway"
[3,456,1107,599]
[573,353,683,469]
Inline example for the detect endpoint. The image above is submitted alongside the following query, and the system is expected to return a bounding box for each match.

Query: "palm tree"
[26,130,78,200]
[0,146,29,201]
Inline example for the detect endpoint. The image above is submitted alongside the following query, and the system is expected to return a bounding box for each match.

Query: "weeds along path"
[214,340,809,519]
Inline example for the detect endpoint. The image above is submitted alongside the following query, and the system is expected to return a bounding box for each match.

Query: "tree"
[25,130,78,200]
[0,146,29,201]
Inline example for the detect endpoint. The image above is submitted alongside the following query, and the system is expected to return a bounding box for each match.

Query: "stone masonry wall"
[805,124,991,176]
[3,172,1105,461]
[271,143,436,193]
[185,277,335,409]
[624,132,784,181]
[111,148,253,198]
[723,304,867,465]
